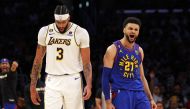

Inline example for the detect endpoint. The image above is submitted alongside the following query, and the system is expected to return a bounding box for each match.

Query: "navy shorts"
[112,90,151,109]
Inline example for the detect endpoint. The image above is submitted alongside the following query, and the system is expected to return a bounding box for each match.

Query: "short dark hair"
[54,5,69,15]
[123,17,141,28]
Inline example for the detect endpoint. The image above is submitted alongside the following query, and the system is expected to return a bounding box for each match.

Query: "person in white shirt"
[30,5,92,109]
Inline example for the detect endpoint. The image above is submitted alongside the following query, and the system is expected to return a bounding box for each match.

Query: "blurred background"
[0,0,190,108]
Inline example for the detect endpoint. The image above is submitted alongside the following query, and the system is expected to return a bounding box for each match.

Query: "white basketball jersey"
[38,22,90,75]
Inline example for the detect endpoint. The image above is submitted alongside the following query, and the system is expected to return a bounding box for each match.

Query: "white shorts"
[45,73,84,109]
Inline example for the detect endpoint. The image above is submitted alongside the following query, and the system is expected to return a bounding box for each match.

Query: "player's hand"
[83,85,91,100]
[30,85,41,105]
[106,101,115,109]
[150,99,157,109]
[11,61,19,72]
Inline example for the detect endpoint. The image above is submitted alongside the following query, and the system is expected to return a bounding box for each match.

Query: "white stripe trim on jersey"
[54,14,70,21]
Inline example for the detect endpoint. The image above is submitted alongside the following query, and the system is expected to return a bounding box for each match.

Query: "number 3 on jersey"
[56,48,64,60]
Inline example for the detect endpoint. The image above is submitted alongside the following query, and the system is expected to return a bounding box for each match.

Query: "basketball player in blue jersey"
[102,17,157,109]
[30,5,92,109]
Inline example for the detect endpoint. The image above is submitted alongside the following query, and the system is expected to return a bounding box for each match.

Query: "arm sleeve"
[38,26,48,46]
[76,27,90,48]
[102,67,112,100]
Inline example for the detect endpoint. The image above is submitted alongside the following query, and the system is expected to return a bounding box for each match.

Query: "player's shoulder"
[134,43,143,52]
[137,44,143,54]
[72,23,88,34]
[108,44,116,51]
[135,43,144,59]
[106,44,117,55]
[39,25,49,32]
[40,23,54,30]
[104,44,117,60]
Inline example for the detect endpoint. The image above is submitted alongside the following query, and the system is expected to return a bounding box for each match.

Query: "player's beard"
[125,34,137,43]
[57,24,69,34]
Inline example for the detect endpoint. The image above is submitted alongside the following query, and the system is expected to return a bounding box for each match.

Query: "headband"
[54,14,70,21]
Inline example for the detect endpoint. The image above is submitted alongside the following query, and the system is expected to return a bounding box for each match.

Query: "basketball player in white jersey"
[30,5,92,109]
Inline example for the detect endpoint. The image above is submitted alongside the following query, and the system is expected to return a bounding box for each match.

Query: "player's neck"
[120,38,135,49]
[65,22,71,31]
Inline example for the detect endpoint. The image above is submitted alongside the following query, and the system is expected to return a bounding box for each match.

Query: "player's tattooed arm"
[83,63,92,87]
[81,48,92,87]
[30,45,46,87]
[81,47,92,100]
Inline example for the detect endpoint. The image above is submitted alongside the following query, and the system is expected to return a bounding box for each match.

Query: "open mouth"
[129,35,135,38]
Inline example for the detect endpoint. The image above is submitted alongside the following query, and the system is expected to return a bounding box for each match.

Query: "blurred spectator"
[0,58,18,109]
[153,85,163,103]
[156,101,165,109]
[166,95,180,109]
[171,83,187,108]
[146,68,159,93]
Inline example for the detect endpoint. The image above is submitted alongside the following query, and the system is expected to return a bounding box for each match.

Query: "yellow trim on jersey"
[45,25,50,46]
[53,23,73,34]
[74,26,80,47]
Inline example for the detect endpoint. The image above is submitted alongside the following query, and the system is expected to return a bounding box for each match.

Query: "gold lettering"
[135,65,138,68]
[125,54,129,60]
[59,39,64,44]
[121,58,125,62]
[48,37,54,45]
[119,62,124,66]
[48,37,71,45]
[65,39,71,46]
[134,60,138,64]
[123,72,129,78]
[55,38,59,44]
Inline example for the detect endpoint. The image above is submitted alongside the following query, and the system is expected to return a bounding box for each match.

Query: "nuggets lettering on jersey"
[110,40,144,91]
[118,48,140,79]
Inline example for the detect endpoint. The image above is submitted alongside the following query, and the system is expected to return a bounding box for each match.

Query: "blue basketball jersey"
[110,40,144,91]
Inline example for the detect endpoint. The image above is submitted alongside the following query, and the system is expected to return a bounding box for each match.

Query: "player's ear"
[123,27,126,34]
[68,16,70,21]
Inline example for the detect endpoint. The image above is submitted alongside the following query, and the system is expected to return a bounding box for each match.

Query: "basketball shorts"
[45,73,84,109]
[112,90,150,109]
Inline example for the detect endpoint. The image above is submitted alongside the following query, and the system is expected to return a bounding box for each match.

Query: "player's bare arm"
[30,44,46,105]
[81,47,92,100]
[139,47,157,109]
[104,44,116,68]
[103,44,116,109]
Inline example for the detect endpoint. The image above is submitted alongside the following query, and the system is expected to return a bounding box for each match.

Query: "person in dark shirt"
[0,58,18,109]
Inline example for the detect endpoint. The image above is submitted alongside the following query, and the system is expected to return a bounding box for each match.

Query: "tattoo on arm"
[83,63,92,87]
[30,45,46,87]
[30,63,42,86]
